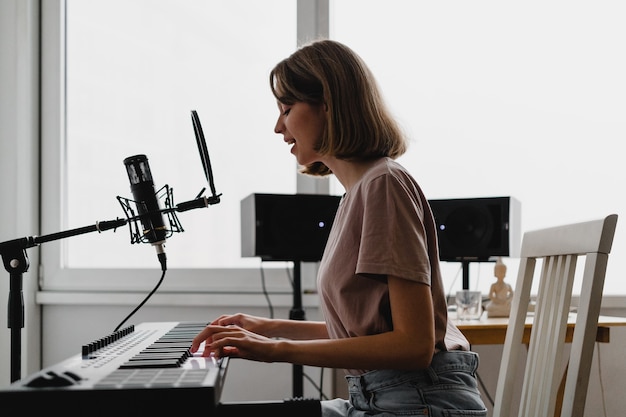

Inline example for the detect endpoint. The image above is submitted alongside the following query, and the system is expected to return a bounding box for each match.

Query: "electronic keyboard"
[0,321,229,415]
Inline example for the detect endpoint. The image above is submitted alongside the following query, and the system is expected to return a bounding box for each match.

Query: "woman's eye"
[282,108,291,116]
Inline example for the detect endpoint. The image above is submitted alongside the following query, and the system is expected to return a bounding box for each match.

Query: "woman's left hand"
[191,324,279,362]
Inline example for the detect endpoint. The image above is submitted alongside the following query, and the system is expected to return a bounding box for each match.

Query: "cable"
[474,262,482,290]
[302,367,329,400]
[260,261,328,400]
[113,268,166,332]
[259,261,274,319]
[446,264,463,305]
[475,371,494,407]
[285,262,294,288]
[280,262,329,400]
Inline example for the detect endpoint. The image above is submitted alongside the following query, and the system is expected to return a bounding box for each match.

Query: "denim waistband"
[346,350,479,392]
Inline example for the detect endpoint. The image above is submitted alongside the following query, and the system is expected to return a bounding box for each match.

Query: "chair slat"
[492,214,617,417]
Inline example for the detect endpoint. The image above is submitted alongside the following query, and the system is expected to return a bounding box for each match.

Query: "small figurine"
[485,257,513,318]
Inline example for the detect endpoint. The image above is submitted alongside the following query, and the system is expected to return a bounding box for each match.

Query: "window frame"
[39,0,331,298]
[39,0,626,304]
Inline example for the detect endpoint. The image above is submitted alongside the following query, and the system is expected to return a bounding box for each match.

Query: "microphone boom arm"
[116,183,221,245]
[0,216,127,384]
[3,180,221,383]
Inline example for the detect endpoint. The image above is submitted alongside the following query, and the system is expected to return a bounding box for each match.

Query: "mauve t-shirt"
[317,158,469,375]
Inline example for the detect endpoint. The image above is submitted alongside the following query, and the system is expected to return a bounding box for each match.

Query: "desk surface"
[452,314,626,345]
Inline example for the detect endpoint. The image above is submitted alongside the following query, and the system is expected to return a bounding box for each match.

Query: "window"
[42,1,626,296]
[41,0,306,293]
[63,0,299,270]
[330,0,626,295]
[42,0,296,290]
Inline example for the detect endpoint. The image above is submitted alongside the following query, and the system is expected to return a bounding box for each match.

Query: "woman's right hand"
[209,313,274,337]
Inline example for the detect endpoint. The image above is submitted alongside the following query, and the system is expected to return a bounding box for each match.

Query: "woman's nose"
[274,117,284,134]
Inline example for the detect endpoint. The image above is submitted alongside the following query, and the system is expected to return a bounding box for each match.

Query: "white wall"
[0,0,41,386]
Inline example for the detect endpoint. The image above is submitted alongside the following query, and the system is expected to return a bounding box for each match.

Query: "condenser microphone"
[123,154,168,270]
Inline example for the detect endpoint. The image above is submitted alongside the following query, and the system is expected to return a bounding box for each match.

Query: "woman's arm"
[277,276,435,370]
[193,276,436,371]
[210,313,329,340]
[191,313,329,357]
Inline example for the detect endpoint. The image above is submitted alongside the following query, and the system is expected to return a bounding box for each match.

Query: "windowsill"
[35,291,626,311]
[36,290,321,308]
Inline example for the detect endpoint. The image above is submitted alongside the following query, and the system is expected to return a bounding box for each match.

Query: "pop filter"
[191,110,219,202]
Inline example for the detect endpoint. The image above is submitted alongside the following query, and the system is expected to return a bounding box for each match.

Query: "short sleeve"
[355,172,432,285]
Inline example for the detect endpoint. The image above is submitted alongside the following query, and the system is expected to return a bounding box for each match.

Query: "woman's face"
[274,101,326,167]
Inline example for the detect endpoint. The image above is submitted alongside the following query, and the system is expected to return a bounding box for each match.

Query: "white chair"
[492,214,618,417]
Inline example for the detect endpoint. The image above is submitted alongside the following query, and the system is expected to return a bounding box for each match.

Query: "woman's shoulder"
[346,158,421,204]
[364,157,412,181]
[355,158,424,204]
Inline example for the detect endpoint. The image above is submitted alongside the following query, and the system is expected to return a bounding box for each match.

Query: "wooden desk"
[453,314,626,345]
[454,314,626,416]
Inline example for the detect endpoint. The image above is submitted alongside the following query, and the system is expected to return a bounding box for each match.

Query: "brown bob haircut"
[270,39,408,176]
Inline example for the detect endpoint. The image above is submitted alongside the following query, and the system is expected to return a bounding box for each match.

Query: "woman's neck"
[326,157,384,193]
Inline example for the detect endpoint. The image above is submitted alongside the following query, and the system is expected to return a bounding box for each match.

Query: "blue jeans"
[321,351,487,417]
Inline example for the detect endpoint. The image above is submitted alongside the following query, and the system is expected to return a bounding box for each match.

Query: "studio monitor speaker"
[428,196,521,262]
[241,193,342,262]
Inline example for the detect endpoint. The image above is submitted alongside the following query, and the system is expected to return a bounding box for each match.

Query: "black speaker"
[241,193,342,262]
[428,196,521,262]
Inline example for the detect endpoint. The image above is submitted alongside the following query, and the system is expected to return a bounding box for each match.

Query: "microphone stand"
[1,219,127,383]
[1,193,221,384]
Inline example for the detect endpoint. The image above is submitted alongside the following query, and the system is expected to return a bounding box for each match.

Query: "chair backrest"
[492,214,618,417]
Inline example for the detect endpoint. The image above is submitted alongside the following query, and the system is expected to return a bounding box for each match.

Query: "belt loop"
[347,375,359,391]
[426,365,439,384]
[359,375,369,397]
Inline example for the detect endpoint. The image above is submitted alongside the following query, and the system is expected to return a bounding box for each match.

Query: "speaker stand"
[289,260,305,398]
[462,260,470,290]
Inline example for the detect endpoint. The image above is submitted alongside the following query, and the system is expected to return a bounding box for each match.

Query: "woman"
[191,39,487,417]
